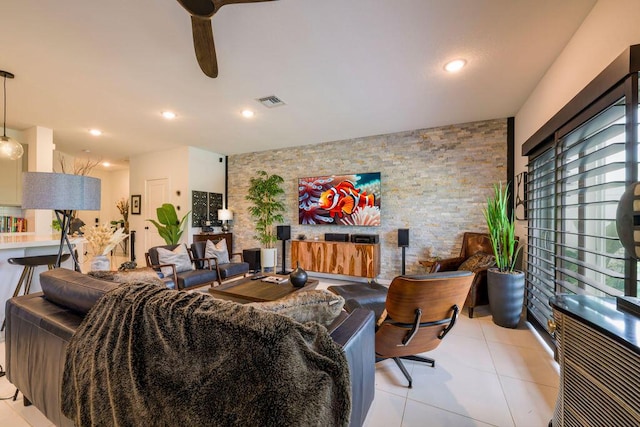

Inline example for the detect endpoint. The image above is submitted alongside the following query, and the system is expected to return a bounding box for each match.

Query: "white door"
[145,178,170,253]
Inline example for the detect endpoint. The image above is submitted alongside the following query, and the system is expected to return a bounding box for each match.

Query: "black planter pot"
[487,268,525,328]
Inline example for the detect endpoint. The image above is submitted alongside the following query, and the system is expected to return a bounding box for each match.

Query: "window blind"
[526,97,632,329]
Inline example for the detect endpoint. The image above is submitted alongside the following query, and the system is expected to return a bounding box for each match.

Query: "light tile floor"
[0,274,559,427]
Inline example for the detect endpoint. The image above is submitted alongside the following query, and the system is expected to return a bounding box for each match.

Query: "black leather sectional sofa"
[5,268,375,426]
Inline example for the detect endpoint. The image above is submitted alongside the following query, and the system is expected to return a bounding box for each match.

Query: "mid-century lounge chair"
[330,271,474,388]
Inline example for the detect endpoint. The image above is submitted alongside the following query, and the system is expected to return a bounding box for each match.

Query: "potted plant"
[246,170,285,272]
[147,203,190,245]
[483,182,524,328]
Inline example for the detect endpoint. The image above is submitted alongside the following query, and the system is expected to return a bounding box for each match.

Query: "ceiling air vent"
[256,95,286,108]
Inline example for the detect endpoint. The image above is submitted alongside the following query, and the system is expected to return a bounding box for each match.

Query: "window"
[526,73,639,331]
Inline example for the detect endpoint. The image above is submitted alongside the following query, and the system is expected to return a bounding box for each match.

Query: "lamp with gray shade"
[22,172,101,270]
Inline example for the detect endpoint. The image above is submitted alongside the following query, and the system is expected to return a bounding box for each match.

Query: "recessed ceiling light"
[444,59,467,73]
[89,129,102,136]
[102,162,111,167]
[241,109,255,118]
[162,111,176,119]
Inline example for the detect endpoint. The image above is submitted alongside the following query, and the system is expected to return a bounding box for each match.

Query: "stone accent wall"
[228,118,507,281]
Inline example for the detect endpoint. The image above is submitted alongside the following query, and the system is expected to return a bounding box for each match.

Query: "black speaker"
[398,229,409,247]
[325,233,350,242]
[277,225,291,241]
[242,248,261,272]
[350,234,379,244]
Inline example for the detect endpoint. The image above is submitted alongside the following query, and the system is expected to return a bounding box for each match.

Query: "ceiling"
[3,0,596,168]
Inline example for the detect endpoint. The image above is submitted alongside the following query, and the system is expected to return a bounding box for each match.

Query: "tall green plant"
[246,170,285,249]
[147,203,190,245]
[483,182,521,272]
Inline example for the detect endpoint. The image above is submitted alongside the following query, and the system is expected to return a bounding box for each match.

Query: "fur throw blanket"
[61,282,351,426]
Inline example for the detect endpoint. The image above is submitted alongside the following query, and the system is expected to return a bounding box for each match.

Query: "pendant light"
[0,70,24,160]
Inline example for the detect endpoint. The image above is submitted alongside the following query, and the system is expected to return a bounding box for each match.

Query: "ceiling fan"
[176,0,277,78]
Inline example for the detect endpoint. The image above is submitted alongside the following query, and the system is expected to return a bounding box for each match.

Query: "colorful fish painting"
[298,173,381,226]
[318,180,375,219]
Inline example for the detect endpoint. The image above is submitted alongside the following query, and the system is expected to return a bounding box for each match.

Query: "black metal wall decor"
[209,192,223,225]
[192,191,223,227]
[515,172,527,221]
[192,191,208,227]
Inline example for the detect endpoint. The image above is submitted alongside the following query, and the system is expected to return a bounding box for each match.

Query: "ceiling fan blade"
[190,16,218,78]
[177,0,276,78]
[177,0,215,17]
[212,0,277,10]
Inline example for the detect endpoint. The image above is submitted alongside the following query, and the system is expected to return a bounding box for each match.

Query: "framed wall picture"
[131,195,141,215]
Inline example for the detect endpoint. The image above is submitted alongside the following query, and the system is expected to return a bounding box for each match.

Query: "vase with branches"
[80,223,128,271]
[116,198,129,233]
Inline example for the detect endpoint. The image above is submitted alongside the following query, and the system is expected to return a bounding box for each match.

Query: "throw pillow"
[205,239,230,265]
[458,252,496,273]
[248,290,345,326]
[156,244,194,277]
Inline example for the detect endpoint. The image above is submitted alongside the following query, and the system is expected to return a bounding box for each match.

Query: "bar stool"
[1,253,71,331]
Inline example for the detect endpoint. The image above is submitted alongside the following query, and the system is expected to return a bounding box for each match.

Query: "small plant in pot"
[483,182,524,328]
[246,170,285,272]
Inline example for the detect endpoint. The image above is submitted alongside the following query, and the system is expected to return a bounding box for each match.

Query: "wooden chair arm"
[432,257,465,272]
[230,252,244,262]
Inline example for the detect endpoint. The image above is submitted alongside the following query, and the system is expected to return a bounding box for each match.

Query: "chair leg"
[468,306,474,318]
[1,266,31,332]
[401,355,435,368]
[391,357,413,388]
[23,267,35,295]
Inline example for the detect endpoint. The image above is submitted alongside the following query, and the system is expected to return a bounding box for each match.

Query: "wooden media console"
[291,240,380,279]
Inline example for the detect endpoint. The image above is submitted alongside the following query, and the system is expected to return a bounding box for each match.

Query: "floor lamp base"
[55,210,81,271]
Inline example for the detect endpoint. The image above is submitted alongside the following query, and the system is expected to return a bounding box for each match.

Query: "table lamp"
[22,172,101,270]
[218,209,233,232]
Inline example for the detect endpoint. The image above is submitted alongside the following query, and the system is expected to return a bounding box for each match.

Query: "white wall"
[514,0,640,240]
[187,146,226,237]
[129,146,225,263]
[516,0,640,159]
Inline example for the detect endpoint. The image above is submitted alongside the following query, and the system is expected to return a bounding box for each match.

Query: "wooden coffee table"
[208,274,319,303]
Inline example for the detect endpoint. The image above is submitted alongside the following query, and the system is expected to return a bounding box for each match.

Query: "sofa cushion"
[248,290,345,326]
[40,268,120,315]
[458,252,495,272]
[157,244,193,276]
[328,282,388,309]
[205,239,230,264]
[177,269,219,289]
[218,262,249,280]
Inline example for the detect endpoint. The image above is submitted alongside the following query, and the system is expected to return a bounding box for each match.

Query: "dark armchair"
[190,240,249,286]
[145,244,219,290]
[429,232,500,318]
